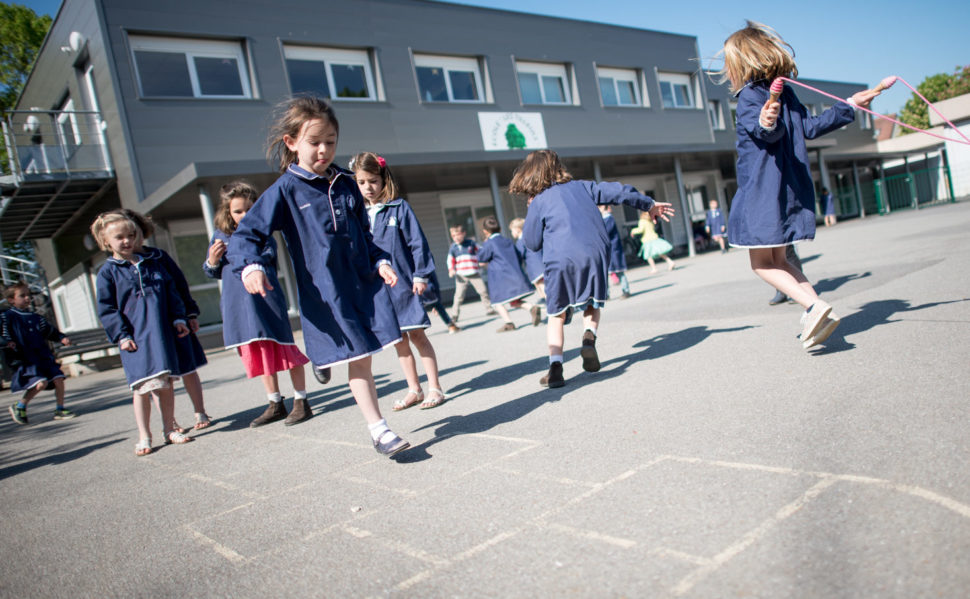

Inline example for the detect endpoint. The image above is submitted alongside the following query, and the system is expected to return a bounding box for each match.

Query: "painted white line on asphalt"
[486,464,599,488]
[186,526,248,564]
[184,472,264,499]
[670,477,838,597]
[650,547,713,566]
[342,475,419,496]
[546,522,637,548]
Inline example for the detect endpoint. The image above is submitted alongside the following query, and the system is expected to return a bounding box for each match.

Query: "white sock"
[293,390,307,400]
[584,326,597,336]
[267,392,282,403]
[550,354,563,365]
[368,419,390,441]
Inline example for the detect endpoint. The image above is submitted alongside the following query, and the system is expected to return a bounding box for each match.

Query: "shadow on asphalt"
[809,297,970,355]
[0,434,126,481]
[814,271,871,294]
[399,325,753,463]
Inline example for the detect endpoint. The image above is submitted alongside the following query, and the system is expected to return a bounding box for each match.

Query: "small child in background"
[477,216,540,332]
[598,205,631,299]
[513,150,673,388]
[421,271,460,334]
[92,212,194,455]
[631,211,676,273]
[447,225,494,322]
[821,188,837,227]
[2,281,75,424]
[352,151,447,410]
[509,217,546,301]
[705,199,728,253]
[115,209,213,431]
[204,181,312,427]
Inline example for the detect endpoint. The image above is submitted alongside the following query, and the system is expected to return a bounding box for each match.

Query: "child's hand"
[60,336,71,346]
[5,341,16,350]
[175,322,190,337]
[120,339,137,352]
[760,100,780,129]
[648,202,675,223]
[207,239,226,266]
[448,269,455,278]
[188,318,200,333]
[412,281,427,296]
[243,271,273,296]
[379,264,398,287]
[849,89,879,109]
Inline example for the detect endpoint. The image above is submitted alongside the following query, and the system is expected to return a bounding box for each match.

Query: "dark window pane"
[518,72,541,104]
[286,59,330,98]
[599,77,617,106]
[541,75,565,103]
[660,81,674,108]
[617,80,636,105]
[416,66,448,102]
[193,56,244,96]
[448,70,478,101]
[134,50,193,96]
[674,84,690,107]
[331,63,369,98]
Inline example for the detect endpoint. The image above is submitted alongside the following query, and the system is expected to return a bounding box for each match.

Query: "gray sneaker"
[9,403,28,425]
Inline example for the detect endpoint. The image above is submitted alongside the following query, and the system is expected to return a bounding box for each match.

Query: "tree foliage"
[0,3,52,113]
[898,65,970,134]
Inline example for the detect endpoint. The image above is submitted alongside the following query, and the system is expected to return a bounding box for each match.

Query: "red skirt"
[237,340,309,378]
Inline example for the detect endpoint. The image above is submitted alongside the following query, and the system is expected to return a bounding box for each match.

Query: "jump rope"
[768,76,970,146]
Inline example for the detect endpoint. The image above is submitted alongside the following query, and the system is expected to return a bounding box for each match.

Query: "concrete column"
[673,157,695,258]
[198,184,216,242]
[488,166,507,234]
[852,161,865,218]
[593,160,603,182]
[816,148,832,193]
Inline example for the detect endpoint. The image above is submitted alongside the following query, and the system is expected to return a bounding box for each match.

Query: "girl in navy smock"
[719,21,879,348]
[229,97,409,458]
[204,181,311,428]
[477,216,541,332]
[2,281,75,424]
[352,152,447,411]
[114,209,213,431]
[704,199,728,253]
[598,206,632,298]
[512,150,674,388]
[92,212,195,456]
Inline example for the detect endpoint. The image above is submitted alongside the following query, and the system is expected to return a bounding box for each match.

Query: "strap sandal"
[373,430,410,457]
[135,437,153,457]
[392,389,424,411]
[193,412,213,430]
[171,420,187,434]
[164,430,194,445]
[420,388,447,410]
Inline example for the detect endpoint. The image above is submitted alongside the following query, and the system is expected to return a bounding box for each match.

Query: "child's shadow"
[0,435,125,481]
[395,324,753,463]
[445,351,581,401]
[810,298,970,355]
[813,271,871,294]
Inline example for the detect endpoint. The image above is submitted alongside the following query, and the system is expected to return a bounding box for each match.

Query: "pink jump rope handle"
[768,78,784,103]
[873,75,897,93]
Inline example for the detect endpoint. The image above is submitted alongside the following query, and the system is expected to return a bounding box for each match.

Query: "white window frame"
[57,97,81,146]
[515,60,574,106]
[129,35,252,99]
[658,72,696,109]
[729,101,738,127]
[412,53,486,104]
[707,100,724,130]
[596,66,644,107]
[283,45,379,102]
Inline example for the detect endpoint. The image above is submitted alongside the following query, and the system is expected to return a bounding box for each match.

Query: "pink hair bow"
[377,156,386,168]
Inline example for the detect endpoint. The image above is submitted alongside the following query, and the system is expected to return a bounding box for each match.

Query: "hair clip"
[377,156,386,168]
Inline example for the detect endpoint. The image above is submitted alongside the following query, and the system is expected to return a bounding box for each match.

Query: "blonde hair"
[90,212,143,252]
[509,218,525,237]
[266,96,339,174]
[718,21,798,93]
[216,181,259,235]
[508,150,572,198]
[349,151,399,203]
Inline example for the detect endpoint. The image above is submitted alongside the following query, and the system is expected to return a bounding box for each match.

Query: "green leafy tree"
[898,65,970,134]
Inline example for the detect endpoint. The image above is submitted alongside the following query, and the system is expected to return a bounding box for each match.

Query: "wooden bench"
[55,328,114,358]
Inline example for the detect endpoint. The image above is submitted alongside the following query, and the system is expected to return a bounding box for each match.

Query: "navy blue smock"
[524,180,654,315]
[95,249,187,389]
[149,246,207,376]
[0,308,66,392]
[228,165,400,368]
[728,81,855,248]
[514,236,545,283]
[367,198,434,331]
[601,211,628,274]
[478,233,534,305]
[705,209,726,237]
[203,231,297,349]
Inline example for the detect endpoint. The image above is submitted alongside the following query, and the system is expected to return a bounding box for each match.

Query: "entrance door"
[439,189,495,244]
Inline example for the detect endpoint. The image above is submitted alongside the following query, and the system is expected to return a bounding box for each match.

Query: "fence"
[2,109,112,179]
[833,165,954,217]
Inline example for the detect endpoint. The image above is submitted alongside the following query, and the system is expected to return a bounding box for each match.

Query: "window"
[516,61,573,105]
[57,97,80,150]
[413,54,485,103]
[658,72,694,109]
[708,100,724,130]
[729,101,738,127]
[597,66,643,107]
[284,46,378,101]
[861,111,872,130]
[129,35,252,99]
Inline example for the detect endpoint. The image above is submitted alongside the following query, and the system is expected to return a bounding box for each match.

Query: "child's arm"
[203,235,227,280]
[738,88,786,143]
[37,315,69,346]
[523,211,544,253]
[95,269,134,347]
[230,186,285,296]
[157,249,200,329]
[793,91,856,140]
[400,205,435,295]
[447,247,457,277]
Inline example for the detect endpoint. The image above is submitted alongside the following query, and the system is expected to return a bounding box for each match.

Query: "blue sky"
[23,0,969,114]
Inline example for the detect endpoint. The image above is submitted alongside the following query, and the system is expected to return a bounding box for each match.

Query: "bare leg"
[646,256,657,273]
[347,356,382,425]
[156,386,178,434]
[749,247,818,309]
[287,365,306,393]
[493,303,513,324]
[583,306,601,332]
[20,380,45,406]
[260,372,280,394]
[180,372,206,414]
[535,280,546,299]
[394,332,423,392]
[547,311,566,357]
[664,255,676,270]
[408,329,441,391]
[133,391,152,440]
[52,378,66,406]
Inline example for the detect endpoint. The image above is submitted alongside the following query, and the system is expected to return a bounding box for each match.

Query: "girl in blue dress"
[511,150,674,388]
[92,212,195,456]
[720,21,878,348]
[229,97,409,457]
[204,181,311,427]
[351,152,447,411]
[477,216,540,332]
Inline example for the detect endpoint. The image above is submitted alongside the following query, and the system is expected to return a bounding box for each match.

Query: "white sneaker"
[803,313,840,349]
[799,301,832,346]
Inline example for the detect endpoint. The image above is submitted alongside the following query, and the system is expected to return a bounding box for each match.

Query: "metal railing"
[0,253,55,323]
[2,109,112,180]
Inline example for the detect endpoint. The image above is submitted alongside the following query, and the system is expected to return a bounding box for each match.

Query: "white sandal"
[163,430,194,445]
[420,388,447,410]
[393,389,424,411]
[135,437,153,457]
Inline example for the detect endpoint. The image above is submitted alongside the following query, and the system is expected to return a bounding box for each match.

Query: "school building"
[3,0,938,352]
